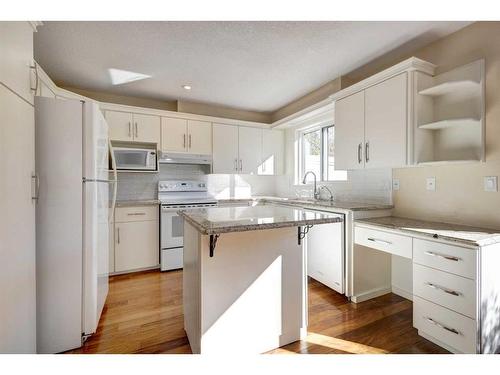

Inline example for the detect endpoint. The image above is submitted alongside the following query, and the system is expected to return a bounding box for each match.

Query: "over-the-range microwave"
[112,146,158,171]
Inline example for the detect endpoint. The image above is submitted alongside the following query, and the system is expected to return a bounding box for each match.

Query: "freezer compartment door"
[83,180,109,335]
[83,101,109,181]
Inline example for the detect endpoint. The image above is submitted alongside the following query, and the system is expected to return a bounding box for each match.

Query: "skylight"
[108,68,151,85]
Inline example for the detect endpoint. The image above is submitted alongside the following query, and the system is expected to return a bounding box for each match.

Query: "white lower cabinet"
[353,223,488,353]
[413,296,476,354]
[113,206,159,273]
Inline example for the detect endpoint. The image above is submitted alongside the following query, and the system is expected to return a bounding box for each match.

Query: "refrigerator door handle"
[108,139,118,223]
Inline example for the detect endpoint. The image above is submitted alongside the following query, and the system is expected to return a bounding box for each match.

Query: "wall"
[271,77,342,123]
[177,100,272,124]
[114,164,277,201]
[275,126,393,204]
[342,22,500,229]
[61,86,178,111]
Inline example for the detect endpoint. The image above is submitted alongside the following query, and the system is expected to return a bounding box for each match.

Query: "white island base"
[183,222,307,354]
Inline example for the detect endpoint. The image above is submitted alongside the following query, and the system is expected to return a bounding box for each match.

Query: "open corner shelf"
[418,80,480,97]
[418,117,480,130]
[416,159,482,166]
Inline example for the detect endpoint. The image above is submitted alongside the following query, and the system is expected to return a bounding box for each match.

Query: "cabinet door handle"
[239,159,242,172]
[127,212,146,216]
[425,282,461,297]
[128,122,132,137]
[425,317,461,335]
[117,227,120,244]
[31,173,40,202]
[367,237,392,245]
[189,134,192,149]
[234,158,238,171]
[358,143,362,164]
[365,141,370,163]
[30,62,39,93]
[183,134,186,148]
[135,122,138,138]
[424,251,461,262]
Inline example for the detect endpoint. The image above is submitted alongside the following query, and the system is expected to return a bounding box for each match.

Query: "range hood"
[159,152,212,165]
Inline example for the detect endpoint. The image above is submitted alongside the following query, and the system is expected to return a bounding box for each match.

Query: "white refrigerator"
[35,97,117,353]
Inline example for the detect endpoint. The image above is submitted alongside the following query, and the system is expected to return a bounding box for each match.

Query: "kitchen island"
[178,204,344,354]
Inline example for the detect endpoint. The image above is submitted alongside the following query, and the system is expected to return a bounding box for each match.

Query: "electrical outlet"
[426,177,436,191]
[392,178,400,191]
[484,176,498,192]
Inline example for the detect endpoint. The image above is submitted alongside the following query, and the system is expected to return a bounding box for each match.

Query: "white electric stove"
[158,180,217,271]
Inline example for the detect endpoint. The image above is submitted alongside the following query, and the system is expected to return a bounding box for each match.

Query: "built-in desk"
[353,216,500,354]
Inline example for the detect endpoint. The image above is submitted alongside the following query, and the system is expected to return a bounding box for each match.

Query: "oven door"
[161,206,184,249]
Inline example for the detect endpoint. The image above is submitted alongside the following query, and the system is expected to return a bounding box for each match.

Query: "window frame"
[298,124,336,184]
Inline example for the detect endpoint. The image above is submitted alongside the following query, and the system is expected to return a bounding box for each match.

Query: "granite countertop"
[356,216,500,247]
[114,199,160,207]
[179,204,344,235]
[216,196,393,211]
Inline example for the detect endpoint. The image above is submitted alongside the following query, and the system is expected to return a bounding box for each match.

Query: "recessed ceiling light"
[108,68,151,85]
[182,85,192,90]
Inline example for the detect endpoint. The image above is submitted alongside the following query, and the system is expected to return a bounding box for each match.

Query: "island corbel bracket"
[209,234,220,257]
[297,225,313,245]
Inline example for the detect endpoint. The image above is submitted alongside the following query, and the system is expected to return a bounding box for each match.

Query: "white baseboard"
[391,286,413,301]
[351,286,392,303]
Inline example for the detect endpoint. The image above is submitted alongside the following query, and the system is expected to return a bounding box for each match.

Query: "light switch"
[392,178,400,191]
[484,176,498,192]
[426,177,436,191]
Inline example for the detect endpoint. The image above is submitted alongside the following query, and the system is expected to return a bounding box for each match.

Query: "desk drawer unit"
[115,205,158,223]
[414,296,477,353]
[413,263,476,319]
[355,226,412,259]
[413,239,477,280]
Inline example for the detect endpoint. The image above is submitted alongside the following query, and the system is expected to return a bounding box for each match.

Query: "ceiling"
[34,21,471,113]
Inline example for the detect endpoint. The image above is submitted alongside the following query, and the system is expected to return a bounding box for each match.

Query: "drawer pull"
[424,251,461,262]
[425,282,461,297]
[127,212,146,216]
[367,237,392,245]
[425,317,461,335]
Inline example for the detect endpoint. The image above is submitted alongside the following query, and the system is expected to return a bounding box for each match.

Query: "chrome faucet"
[318,185,334,202]
[302,171,319,200]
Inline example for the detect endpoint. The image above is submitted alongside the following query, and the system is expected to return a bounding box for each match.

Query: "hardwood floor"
[66,270,448,354]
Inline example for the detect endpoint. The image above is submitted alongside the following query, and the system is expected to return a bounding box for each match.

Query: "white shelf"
[417,159,481,166]
[418,80,480,97]
[418,117,480,130]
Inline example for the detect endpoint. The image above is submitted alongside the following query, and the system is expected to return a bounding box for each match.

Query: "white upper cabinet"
[187,120,212,154]
[106,111,134,142]
[212,124,284,175]
[161,117,212,154]
[161,117,187,152]
[332,57,436,169]
[105,111,134,141]
[106,110,161,144]
[0,22,36,104]
[364,73,407,168]
[238,127,262,174]
[212,123,239,173]
[260,129,284,175]
[334,91,365,170]
[133,113,161,144]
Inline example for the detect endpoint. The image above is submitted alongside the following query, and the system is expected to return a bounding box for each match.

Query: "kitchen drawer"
[115,205,158,223]
[413,239,476,280]
[354,226,412,259]
[413,263,476,319]
[413,296,477,353]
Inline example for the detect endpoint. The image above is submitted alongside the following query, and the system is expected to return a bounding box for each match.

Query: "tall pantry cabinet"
[0,21,38,353]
